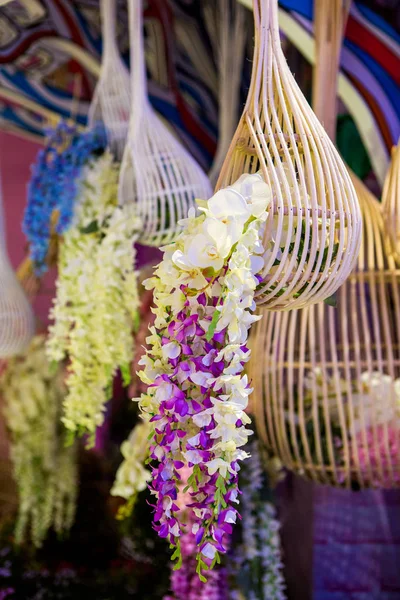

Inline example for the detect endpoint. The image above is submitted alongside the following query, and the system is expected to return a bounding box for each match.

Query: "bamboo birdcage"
[382,141,400,264]
[250,174,400,489]
[216,0,361,309]
[118,0,212,246]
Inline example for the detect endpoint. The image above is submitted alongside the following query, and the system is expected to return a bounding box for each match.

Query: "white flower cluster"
[234,442,286,600]
[241,441,263,561]
[111,419,152,505]
[47,152,141,438]
[0,335,77,547]
[305,367,400,433]
[259,503,286,600]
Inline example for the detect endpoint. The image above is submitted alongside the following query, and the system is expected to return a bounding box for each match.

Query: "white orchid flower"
[229,171,272,217]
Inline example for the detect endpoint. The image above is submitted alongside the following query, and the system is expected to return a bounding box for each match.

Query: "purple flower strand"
[143,279,252,575]
[164,520,229,600]
[139,182,268,579]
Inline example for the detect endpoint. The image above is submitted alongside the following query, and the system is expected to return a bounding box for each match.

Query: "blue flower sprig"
[23,120,106,275]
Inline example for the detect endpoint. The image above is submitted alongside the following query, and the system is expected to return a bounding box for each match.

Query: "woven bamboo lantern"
[0,174,34,358]
[382,141,400,264]
[250,174,400,489]
[216,0,361,309]
[118,0,212,246]
[87,0,130,161]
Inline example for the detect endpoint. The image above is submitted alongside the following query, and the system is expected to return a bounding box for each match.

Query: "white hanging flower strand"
[47,151,141,441]
[111,418,152,517]
[137,173,270,578]
[0,335,78,547]
[237,442,286,600]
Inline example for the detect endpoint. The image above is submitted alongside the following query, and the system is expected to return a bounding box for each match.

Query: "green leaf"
[49,360,59,375]
[171,547,180,561]
[64,430,76,447]
[79,220,99,234]
[173,555,182,570]
[187,473,198,493]
[202,266,216,278]
[172,541,183,570]
[105,381,113,399]
[132,310,140,333]
[324,293,337,307]
[82,181,96,193]
[196,559,208,583]
[186,287,199,296]
[85,432,96,449]
[216,475,227,494]
[206,309,221,342]
[120,363,131,388]
[210,551,221,569]
[320,242,340,271]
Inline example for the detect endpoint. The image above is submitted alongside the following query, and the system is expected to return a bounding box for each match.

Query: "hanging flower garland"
[47,151,141,442]
[111,419,152,517]
[229,441,286,600]
[163,467,229,600]
[137,173,270,578]
[23,120,106,275]
[0,335,77,547]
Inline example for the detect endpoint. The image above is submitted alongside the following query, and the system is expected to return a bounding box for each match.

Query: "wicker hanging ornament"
[118,0,212,246]
[0,174,34,357]
[87,0,130,161]
[382,141,400,263]
[216,0,361,309]
[250,174,400,489]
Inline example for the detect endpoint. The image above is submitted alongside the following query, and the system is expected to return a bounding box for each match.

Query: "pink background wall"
[0,130,55,327]
[0,130,40,268]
